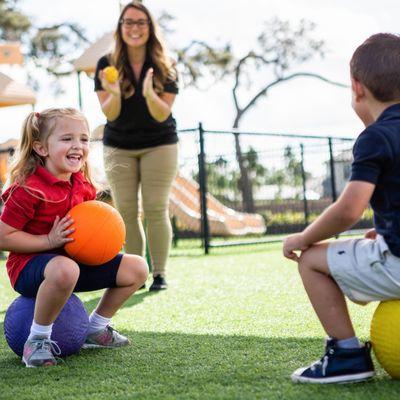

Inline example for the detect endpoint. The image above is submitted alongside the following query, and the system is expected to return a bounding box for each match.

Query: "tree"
[192,146,267,207]
[1,4,345,210]
[176,17,347,212]
[283,145,310,187]
[0,0,88,92]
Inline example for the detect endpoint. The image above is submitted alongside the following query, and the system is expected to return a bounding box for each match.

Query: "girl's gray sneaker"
[22,337,60,367]
[82,326,130,349]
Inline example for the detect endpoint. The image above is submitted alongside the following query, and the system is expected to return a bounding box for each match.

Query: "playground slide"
[169,174,266,236]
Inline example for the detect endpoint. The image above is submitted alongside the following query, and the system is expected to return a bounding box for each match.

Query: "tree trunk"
[233,123,255,213]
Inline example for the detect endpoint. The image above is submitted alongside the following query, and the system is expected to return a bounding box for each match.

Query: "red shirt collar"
[34,165,86,186]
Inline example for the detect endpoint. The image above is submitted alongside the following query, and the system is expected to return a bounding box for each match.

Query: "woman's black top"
[94,55,179,150]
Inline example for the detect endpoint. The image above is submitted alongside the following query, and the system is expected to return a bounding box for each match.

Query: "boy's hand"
[364,228,377,239]
[283,233,309,261]
[47,215,75,249]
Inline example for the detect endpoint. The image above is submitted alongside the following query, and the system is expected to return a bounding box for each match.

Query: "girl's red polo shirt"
[1,166,96,287]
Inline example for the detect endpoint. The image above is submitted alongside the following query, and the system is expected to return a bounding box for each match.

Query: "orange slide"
[169,174,266,236]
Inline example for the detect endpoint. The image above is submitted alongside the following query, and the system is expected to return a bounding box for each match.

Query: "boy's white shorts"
[328,235,400,304]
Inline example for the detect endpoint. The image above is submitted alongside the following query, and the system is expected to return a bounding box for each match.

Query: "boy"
[283,33,400,384]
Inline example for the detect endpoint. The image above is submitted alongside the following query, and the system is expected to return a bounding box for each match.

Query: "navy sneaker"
[291,338,375,384]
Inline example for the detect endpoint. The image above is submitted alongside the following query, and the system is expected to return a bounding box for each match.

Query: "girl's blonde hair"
[111,0,177,98]
[9,107,94,186]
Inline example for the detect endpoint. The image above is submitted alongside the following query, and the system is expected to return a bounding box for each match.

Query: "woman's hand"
[99,69,121,96]
[142,68,156,99]
[282,233,309,261]
[47,215,75,249]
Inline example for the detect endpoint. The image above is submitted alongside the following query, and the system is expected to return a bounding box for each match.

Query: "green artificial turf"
[0,242,399,399]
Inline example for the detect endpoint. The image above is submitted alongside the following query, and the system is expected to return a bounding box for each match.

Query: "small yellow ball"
[371,300,400,379]
[103,66,119,84]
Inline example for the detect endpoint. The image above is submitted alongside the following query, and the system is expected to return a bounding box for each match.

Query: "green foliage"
[261,210,317,225]
[0,0,88,91]
[260,207,374,227]
[283,145,309,187]
[176,40,234,87]
[0,0,31,41]
[193,147,267,202]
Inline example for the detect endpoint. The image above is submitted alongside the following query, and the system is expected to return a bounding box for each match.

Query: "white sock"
[28,321,53,340]
[336,336,361,349]
[88,311,111,335]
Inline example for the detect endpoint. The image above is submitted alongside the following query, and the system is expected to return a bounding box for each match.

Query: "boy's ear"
[351,78,366,101]
[32,141,48,157]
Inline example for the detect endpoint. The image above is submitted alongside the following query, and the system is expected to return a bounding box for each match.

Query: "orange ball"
[64,200,126,265]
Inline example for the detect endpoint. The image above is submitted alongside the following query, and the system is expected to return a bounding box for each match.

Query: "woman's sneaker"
[22,337,60,368]
[83,326,130,349]
[149,275,167,291]
[291,338,375,384]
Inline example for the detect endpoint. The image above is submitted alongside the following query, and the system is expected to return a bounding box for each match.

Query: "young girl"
[0,108,148,367]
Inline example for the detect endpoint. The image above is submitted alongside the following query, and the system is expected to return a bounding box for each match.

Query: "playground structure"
[170,174,265,236]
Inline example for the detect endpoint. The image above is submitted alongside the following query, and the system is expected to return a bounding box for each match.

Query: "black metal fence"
[0,129,372,255]
[175,124,372,253]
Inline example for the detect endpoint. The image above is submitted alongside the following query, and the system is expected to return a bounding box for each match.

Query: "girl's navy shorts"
[14,253,123,298]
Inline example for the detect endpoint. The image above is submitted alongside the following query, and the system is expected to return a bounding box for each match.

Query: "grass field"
[0,241,399,400]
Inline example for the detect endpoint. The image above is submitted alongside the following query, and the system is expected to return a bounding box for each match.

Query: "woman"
[95,1,179,291]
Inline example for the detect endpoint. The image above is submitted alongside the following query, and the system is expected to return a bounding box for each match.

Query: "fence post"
[300,143,309,225]
[77,71,83,111]
[328,137,337,202]
[198,122,210,254]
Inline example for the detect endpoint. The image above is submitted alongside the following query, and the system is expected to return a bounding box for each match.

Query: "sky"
[0,0,399,160]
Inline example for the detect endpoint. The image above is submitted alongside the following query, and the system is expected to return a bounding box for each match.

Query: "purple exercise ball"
[4,294,89,357]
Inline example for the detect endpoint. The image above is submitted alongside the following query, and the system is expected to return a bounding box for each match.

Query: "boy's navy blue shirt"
[350,103,400,256]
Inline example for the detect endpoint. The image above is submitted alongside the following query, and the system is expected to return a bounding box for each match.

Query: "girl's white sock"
[28,321,53,340]
[88,311,111,334]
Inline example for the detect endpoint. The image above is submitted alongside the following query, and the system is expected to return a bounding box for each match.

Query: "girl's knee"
[117,255,149,286]
[45,256,79,290]
[136,258,149,283]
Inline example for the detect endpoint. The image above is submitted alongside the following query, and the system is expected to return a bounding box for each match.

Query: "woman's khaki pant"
[104,143,178,276]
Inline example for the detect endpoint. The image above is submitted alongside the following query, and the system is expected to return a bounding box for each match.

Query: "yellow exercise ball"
[370,300,400,378]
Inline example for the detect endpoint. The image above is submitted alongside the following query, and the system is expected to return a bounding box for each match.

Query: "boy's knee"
[46,256,79,290]
[297,245,330,276]
[297,249,314,275]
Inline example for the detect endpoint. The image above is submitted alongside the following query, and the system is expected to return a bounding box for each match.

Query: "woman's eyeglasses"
[120,18,150,28]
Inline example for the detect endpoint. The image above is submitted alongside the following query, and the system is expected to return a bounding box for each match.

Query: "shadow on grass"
[0,333,398,400]
[81,288,159,314]
[0,285,159,318]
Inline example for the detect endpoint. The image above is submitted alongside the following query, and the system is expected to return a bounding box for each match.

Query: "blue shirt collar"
[377,103,400,122]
